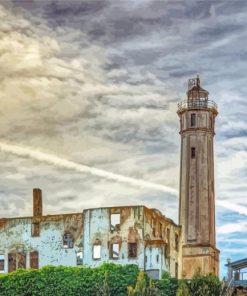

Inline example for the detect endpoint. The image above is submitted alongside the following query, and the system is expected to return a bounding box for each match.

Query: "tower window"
[191,113,196,127]
[191,147,196,158]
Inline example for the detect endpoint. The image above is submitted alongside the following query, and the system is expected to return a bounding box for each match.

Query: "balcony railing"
[177,99,217,113]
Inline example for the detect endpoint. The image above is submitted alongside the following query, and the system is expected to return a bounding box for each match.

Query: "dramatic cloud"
[0,0,246,277]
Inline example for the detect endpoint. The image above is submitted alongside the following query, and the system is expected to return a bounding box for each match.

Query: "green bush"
[0,264,222,296]
[176,280,190,296]
[155,272,179,296]
[189,273,221,296]
[0,263,139,296]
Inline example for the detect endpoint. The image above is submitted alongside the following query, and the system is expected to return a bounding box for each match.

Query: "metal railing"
[177,99,218,113]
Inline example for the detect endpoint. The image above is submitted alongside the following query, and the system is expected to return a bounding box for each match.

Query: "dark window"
[30,251,39,269]
[166,229,170,258]
[17,253,26,269]
[191,113,196,127]
[145,255,147,263]
[32,222,40,237]
[63,233,74,248]
[156,254,159,263]
[128,243,137,258]
[0,255,4,271]
[175,262,179,278]
[175,234,179,251]
[8,253,26,272]
[8,253,16,272]
[191,147,196,158]
[159,223,163,238]
[152,219,156,237]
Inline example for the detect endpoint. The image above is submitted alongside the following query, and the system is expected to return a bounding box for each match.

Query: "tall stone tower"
[177,76,219,278]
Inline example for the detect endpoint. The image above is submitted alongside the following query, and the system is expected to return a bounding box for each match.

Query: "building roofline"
[0,205,180,227]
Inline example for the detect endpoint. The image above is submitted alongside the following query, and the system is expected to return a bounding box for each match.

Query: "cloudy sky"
[0,0,247,276]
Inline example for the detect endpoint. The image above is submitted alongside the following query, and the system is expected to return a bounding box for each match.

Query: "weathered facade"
[0,77,220,279]
[0,189,181,279]
[177,76,220,278]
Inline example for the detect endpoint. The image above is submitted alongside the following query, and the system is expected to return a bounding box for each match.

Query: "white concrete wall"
[0,215,83,272]
[83,207,145,269]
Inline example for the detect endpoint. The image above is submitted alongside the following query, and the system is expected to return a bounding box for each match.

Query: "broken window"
[110,213,120,231]
[175,234,179,251]
[77,251,83,265]
[128,243,137,258]
[159,223,163,238]
[166,228,170,258]
[8,253,16,272]
[8,253,26,272]
[0,255,4,271]
[191,147,196,159]
[156,254,159,263]
[31,222,40,237]
[191,113,196,127]
[63,233,74,248]
[152,219,156,237]
[30,251,39,269]
[175,262,179,278]
[111,243,119,259]
[17,253,26,269]
[93,245,101,260]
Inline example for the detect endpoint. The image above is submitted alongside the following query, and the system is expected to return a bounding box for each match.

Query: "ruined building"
[177,76,219,278]
[0,77,219,279]
[0,188,181,279]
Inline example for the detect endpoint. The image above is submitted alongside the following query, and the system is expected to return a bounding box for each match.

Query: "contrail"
[0,141,178,195]
[216,200,247,216]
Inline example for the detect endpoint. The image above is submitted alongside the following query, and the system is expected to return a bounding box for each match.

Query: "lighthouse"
[177,76,219,278]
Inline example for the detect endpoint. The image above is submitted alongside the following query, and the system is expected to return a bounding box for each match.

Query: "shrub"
[0,263,139,296]
[176,280,190,296]
[155,272,179,296]
[189,273,222,296]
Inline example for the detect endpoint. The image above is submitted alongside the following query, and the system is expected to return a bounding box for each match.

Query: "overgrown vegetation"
[0,264,222,296]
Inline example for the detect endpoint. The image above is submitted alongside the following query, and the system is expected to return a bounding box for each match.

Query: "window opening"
[191,147,196,158]
[30,251,39,269]
[63,233,74,248]
[175,262,179,278]
[77,251,83,265]
[8,253,26,272]
[191,113,196,127]
[152,220,156,237]
[175,234,179,251]
[159,223,163,238]
[110,213,120,231]
[156,254,159,263]
[0,255,4,271]
[93,245,101,260]
[112,243,119,258]
[128,243,137,258]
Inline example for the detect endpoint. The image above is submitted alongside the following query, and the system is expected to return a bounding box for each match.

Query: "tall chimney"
[33,188,42,217]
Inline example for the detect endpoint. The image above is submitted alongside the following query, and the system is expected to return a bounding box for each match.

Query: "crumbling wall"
[0,213,83,272]
[144,207,181,278]
[83,206,145,268]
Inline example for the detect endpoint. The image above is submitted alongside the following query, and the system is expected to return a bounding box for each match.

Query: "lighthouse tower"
[177,76,219,278]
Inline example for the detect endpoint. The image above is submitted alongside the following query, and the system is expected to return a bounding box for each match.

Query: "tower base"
[182,245,220,279]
